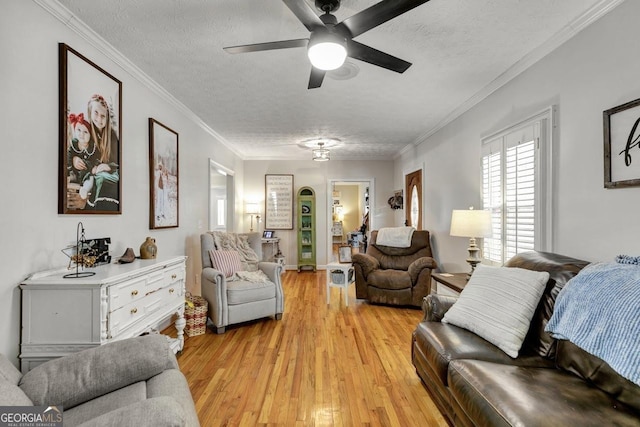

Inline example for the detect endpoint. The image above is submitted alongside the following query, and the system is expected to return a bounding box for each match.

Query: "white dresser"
[20,256,187,373]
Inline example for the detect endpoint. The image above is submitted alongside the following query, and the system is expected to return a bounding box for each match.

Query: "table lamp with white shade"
[450,207,493,279]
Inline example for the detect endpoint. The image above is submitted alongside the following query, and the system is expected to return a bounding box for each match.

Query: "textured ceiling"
[55,0,613,161]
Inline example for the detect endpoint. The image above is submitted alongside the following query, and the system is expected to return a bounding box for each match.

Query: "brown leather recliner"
[352,230,437,307]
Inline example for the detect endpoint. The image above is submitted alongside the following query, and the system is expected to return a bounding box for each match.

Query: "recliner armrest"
[408,257,437,283]
[19,335,177,409]
[422,294,458,322]
[258,261,283,284]
[202,267,225,287]
[352,253,380,278]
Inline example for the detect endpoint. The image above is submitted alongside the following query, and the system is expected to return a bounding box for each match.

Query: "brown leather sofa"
[412,251,640,426]
[352,230,437,307]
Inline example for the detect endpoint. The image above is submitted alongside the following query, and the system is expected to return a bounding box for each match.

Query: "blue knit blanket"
[545,262,640,385]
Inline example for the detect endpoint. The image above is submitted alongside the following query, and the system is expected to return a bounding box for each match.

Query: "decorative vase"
[140,237,157,259]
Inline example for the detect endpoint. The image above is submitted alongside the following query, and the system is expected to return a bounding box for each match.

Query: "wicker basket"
[331,269,353,284]
[184,293,208,337]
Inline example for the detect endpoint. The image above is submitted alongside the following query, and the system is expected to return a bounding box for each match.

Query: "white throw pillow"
[442,264,550,358]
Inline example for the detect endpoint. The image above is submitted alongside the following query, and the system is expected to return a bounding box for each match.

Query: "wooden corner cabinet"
[297,187,316,271]
[19,256,187,373]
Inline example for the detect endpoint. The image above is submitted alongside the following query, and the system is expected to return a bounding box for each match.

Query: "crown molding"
[401,0,625,157]
[34,0,245,160]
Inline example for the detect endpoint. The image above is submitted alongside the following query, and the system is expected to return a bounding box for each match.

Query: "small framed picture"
[263,230,274,239]
[338,245,352,263]
[149,118,179,229]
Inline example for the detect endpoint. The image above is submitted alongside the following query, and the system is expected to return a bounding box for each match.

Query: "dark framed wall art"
[149,118,179,229]
[265,174,294,229]
[604,97,640,188]
[59,43,122,214]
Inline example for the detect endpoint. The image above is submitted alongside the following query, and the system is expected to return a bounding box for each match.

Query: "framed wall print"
[265,174,294,229]
[338,245,352,263]
[149,118,179,229]
[604,97,640,188]
[59,43,122,214]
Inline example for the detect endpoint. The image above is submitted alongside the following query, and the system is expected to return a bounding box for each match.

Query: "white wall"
[243,160,395,268]
[0,1,243,365]
[396,0,640,272]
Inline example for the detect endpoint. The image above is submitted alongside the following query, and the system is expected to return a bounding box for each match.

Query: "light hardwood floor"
[176,270,447,426]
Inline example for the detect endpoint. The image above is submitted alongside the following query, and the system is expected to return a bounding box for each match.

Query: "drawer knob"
[131,290,139,296]
[169,288,175,294]
[171,274,177,279]
[130,308,138,314]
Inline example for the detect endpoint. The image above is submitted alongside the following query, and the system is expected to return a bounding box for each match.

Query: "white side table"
[326,262,354,306]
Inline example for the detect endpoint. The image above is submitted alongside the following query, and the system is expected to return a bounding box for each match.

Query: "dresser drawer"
[164,264,185,285]
[109,277,183,338]
[109,271,164,310]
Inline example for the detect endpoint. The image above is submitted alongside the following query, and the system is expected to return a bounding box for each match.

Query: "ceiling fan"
[223,0,431,89]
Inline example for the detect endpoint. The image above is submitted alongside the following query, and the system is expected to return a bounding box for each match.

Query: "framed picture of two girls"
[58,43,179,228]
[59,43,122,214]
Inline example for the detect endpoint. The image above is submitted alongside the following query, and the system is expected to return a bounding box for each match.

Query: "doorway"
[327,178,374,263]
[405,169,422,229]
[209,159,234,231]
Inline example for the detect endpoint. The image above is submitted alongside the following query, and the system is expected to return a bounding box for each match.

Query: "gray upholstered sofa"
[1,334,199,426]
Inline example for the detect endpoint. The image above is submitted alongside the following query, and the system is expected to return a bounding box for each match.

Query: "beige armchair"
[200,232,284,334]
[352,230,436,307]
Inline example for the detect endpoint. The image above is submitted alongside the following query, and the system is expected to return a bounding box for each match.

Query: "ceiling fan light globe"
[308,41,347,71]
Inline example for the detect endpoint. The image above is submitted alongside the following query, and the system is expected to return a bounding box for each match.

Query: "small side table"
[431,272,468,296]
[326,262,354,306]
[261,237,280,261]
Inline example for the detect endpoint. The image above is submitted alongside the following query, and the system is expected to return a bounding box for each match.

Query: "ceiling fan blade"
[282,0,325,32]
[308,67,326,89]
[336,0,431,38]
[224,38,308,54]
[348,40,411,73]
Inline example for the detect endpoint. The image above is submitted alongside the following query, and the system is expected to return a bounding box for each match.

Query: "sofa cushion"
[0,382,33,406]
[20,335,176,409]
[64,381,146,426]
[504,251,589,358]
[413,322,552,386]
[0,354,22,385]
[448,360,640,427]
[368,269,412,290]
[442,264,549,357]
[556,340,640,412]
[75,396,188,427]
[227,279,276,305]
[368,230,433,270]
[147,369,200,427]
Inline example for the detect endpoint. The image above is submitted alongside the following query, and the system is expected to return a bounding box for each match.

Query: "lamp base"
[465,237,482,280]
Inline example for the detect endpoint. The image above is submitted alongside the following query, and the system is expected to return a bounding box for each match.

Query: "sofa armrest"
[19,335,176,409]
[408,257,437,284]
[422,294,459,322]
[352,253,380,278]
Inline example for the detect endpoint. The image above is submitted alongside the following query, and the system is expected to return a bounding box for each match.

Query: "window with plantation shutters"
[481,108,553,265]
